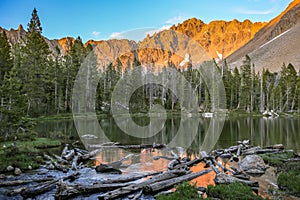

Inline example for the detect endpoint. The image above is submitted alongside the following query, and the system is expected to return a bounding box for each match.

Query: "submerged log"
[89,143,166,150]
[95,164,122,174]
[106,154,135,169]
[153,155,176,161]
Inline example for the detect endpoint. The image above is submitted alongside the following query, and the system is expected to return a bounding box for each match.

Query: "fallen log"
[242,146,262,155]
[98,169,189,200]
[143,169,212,194]
[0,177,53,187]
[71,155,79,171]
[212,159,234,173]
[51,153,69,164]
[18,172,79,198]
[173,158,203,170]
[55,182,132,199]
[101,171,161,184]
[200,151,221,174]
[264,144,284,150]
[153,155,176,161]
[231,144,243,162]
[43,154,68,173]
[61,144,69,157]
[79,148,103,161]
[255,149,282,154]
[63,149,75,160]
[167,158,181,170]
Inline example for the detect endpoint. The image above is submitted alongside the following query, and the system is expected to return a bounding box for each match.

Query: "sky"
[0,0,294,42]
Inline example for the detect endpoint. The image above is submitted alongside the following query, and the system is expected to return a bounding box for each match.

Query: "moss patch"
[207,183,267,200]
[260,151,295,166]
[156,182,200,200]
[278,171,300,197]
[0,137,62,172]
[156,182,268,200]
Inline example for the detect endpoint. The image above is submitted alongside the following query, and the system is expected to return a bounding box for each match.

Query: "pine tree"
[232,67,241,109]
[240,55,252,111]
[20,8,50,116]
[0,66,26,137]
[0,31,13,86]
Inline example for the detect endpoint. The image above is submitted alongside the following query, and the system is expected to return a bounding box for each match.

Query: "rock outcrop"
[227,0,300,72]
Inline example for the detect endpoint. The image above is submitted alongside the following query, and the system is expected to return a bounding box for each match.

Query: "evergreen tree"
[0,31,13,86]
[0,66,26,137]
[240,55,252,111]
[20,8,51,116]
[232,67,241,109]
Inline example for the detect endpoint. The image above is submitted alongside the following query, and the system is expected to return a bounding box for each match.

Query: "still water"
[35,116,300,153]
[34,116,300,195]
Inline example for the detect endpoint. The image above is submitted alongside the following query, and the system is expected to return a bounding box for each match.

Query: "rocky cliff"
[227,0,300,72]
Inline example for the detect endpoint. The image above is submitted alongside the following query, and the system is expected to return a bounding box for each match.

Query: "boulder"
[239,155,266,175]
[14,168,22,175]
[6,165,14,172]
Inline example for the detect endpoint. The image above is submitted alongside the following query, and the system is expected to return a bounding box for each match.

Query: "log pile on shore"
[1,140,297,199]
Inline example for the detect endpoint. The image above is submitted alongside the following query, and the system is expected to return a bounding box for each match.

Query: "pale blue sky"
[0,0,293,42]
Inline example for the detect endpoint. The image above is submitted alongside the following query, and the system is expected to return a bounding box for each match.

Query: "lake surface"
[33,115,300,197]
[35,115,300,154]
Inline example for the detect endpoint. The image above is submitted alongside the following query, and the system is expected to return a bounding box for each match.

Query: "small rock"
[14,168,22,175]
[0,174,6,179]
[47,163,55,170]
[239,155,266,176]
[28,165,32,170]
[6,165,14,172]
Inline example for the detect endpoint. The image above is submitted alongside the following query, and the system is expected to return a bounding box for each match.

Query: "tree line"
[0,8,299,137]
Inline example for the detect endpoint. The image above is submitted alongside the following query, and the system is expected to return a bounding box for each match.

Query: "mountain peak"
[170,18,265,58]
[227,0,300,72]
[17,24,24,32]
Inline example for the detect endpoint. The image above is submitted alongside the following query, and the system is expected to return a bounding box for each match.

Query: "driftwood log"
[98,169,189,200]
[0,177,53,187]
[143,169,212,194]
[17,173,79,198]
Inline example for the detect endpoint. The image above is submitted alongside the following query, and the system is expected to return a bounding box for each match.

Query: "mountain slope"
[227,0,300,71]
[170,18,266,58]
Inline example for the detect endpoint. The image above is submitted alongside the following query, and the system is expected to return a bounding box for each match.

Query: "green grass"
[207,183,267,200]
[260,151,300,197]
[156,182,268,200]
[156,182,200,200]
[0,137,62,172]
[278,171,300,196]
[260,151,295,166]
